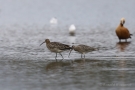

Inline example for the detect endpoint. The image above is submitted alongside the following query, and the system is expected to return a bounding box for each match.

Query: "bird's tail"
[130,34,133,38]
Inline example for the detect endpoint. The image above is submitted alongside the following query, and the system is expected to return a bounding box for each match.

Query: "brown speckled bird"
[68,44,96,58]
[40,39,72,59]
[115,18,132,42]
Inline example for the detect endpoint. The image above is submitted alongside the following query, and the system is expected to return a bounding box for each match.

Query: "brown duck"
[116,18,132,42]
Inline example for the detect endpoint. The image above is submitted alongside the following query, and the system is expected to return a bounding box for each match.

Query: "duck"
[115,18,132,42]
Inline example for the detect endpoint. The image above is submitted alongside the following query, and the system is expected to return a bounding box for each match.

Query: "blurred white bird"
[50,17,58,24]
[69,24,76,36]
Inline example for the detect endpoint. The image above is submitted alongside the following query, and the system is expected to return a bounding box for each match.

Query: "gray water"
[0,0,135,90]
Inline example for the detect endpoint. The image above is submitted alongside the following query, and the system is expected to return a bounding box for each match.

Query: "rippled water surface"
[0,0,135,90]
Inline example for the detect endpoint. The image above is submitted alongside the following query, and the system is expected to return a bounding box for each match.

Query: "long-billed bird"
[40,39,72,59]
[68,44,96,58]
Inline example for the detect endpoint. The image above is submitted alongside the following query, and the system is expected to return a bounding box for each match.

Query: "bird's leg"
[55,53,57,60]
[81,54,83,58]
[59,53,64,60]
[119,39,121,42]
[84,54,85,58]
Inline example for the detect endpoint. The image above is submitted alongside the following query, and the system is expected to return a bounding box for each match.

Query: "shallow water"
[0,58,135,90]
[0,0,135,90]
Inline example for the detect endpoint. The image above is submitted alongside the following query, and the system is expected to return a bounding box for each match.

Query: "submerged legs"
[55,53,64,60]
[81,54,83,58]
[81,54,85,58]
[119,39,121,42]
[55,53,57,59]
[84,54,85,58]
[119,39,128,42]
[125,39,127,42]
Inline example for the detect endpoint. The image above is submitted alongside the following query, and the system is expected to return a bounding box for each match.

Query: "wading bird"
[69,24,76,36]
[50,17,58,24]
[40,39,72,59]
[68,44,96,58]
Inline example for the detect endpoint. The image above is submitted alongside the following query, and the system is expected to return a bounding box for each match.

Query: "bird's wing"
[78,45,95,51]
[51,42,71,50]
[116,26,131,38]
[122,27,131,38]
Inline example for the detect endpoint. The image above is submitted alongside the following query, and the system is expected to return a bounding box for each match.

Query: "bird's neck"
[46,41,50,44]
[46,42,50,46]
[120,23,123,27]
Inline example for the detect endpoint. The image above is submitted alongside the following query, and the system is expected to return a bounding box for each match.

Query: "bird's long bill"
[40,41,45,46]
[68,49,73,57]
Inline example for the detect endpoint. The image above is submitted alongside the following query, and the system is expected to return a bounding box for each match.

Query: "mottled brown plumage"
[116,18,132,42]
[68,44,96,58]
[40,39,72,59]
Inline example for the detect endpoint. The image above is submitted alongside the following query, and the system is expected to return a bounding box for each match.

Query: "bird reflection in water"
[45,58,86,71]
[45,60,72,71]
[116,42,131,52]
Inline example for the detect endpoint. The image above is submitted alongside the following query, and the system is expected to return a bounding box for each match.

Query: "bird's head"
[120,18,125,25]
[40,39,50,46]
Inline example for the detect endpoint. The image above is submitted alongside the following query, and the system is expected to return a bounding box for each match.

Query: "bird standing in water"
[40,39,72,59]
[115,18,132,42]
[50,17,58,24]
[68,44,96,58]
[69,24,76,36]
